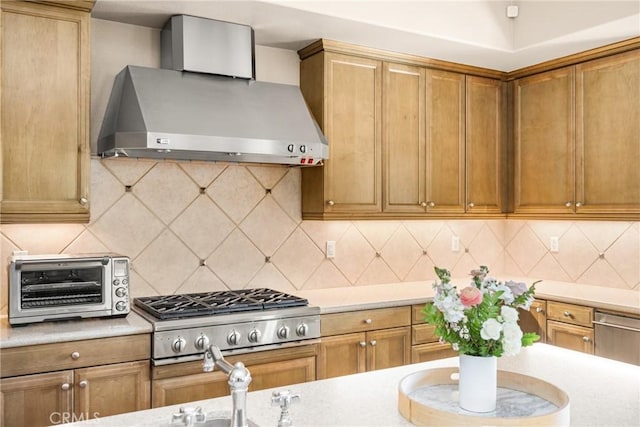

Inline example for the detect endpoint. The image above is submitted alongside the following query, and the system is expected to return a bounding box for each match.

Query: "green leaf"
[521,332,540,347]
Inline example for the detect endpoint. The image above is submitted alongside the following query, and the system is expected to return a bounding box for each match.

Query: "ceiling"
[92,1,640,71]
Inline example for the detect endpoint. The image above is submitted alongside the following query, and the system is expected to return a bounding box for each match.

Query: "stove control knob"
[115,287,127,298]
[296,323,309,337]
[194,335,210,351]
[277,325,290,340]
[115,301,127,311]
[172,337,186,353]
[248,329,261,343]
[227,330,241,346]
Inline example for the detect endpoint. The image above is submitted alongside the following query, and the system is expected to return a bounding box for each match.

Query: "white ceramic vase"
[458,353,497,412]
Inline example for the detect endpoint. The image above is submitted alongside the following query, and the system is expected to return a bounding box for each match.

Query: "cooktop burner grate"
[134,288,308,320]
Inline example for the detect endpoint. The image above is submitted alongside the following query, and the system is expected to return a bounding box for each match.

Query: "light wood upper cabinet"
[513,48,639,218]
[466,76,505,214]
[300,51,382,217]
[513,67,575,215]
[425,69,466,214]
[383,62,426,213]
[1,1,91,223]
[575,50,640,215]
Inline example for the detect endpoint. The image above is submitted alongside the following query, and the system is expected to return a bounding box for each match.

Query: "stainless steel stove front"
[136,306,321,365]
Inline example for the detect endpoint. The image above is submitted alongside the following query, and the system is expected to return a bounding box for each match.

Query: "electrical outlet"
[550,236,560,253]
[326,240,336,259]
[451,236,460,252]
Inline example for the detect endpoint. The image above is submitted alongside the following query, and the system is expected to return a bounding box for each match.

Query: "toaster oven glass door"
[20,262,104,309]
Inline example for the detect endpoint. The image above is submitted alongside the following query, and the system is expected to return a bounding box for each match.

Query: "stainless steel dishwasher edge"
[593,311,640,366]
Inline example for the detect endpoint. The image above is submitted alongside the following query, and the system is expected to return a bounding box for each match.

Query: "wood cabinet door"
[518,299,547,343]
[0,370,73,427]
[383,62,426,213]
[366,326,411,372]
[74,361,150,420]
[547,320,594,354]
[317,332,367,379]
[575,50,640,215]
[513,67,575,214]
[323,52,382,213]
[465,76,505,214]
[425,69,466,214]
[0,1,90,223]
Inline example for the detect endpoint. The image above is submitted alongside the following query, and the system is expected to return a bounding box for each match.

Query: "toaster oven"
[8,254,130,325]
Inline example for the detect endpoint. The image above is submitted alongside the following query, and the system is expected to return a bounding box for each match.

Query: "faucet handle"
[171,406,205,426]
[272,390,300,427]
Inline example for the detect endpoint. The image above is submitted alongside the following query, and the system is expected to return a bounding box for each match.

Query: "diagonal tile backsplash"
[0,158,638,314]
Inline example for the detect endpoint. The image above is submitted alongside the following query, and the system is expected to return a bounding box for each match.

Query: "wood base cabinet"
[518,299,547,343]
[546,301,594,354]
[151,346,316,408]
[0,335,150,427]
[411,305,456,363]
[0,0,92,223]
[317,306,411,380]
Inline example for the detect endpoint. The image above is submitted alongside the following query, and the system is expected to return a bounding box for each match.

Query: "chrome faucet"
[203,345,252,427]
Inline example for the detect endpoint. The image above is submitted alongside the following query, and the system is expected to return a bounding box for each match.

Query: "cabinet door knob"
[80,197,88,206]
[327,200,335,206]
[419,201,427,207]
[575,202,583,207]
[364,318,372,324]
[535,307,544,313]
[467,202,475,208]
[359,341,366,347]
[369,340,377,346]
[428,201,436,207]
[582,336,590,342]
[565,201,573,207]
[79,380,88,388]
[71,351,80,360]
[61,383,70,391]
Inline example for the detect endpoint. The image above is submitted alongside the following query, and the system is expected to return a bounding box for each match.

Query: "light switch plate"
[326,241,336,258]
[550,236,559,253]
[451,236,460,252]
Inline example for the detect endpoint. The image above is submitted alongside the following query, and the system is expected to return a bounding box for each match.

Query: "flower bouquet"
[422,266,540,357]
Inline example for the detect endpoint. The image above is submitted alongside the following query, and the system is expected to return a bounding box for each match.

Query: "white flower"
[503,338,522,356]
[480,318,503,340]
[495,283,515,304]
[501,306,519,324]
[502,322,523,342]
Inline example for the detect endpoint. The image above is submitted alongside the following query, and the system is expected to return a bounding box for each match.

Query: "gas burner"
[134,288,309,320]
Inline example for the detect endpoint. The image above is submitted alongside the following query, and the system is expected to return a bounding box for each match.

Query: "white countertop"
[297,277,640,316]
[0,311,152,349]
[65,344,640,427]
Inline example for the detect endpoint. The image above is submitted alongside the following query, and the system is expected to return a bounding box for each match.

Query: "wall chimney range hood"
[98,15,328,166]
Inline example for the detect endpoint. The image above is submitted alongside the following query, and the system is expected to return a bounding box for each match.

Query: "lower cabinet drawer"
[321,306,411,335]
[547,301,593,327]
[412,324,439,345]
[1,334,151,378]
[411,342,457,364]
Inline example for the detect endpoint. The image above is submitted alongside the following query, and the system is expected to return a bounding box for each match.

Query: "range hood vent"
[97,15,328,166]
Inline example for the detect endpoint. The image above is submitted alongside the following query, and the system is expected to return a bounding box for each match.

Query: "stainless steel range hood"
[97,15,328,166]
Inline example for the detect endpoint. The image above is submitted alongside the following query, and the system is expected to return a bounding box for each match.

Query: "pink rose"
[460,286,483,307]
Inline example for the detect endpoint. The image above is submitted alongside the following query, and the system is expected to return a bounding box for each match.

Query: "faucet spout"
[203,345,252,427]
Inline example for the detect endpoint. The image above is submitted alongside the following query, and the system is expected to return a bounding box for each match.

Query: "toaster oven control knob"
[115,301,127,311]
[296,323,309,337]
[172,337,187,353]
[248,329,261,343]
[113,279,120,286]
[115,287,127,298]
[227,330,241,346]
[277,325,290,340]
[194,335,210,350]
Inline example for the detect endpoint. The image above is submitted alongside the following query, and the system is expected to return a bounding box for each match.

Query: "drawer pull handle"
[61,383,70,391]
[535,307,544,313]
[359,341,366,347]
[71,351,80,360]
[370,340,377,346]
[582,336,590,342]
[79,380,88,388]
[364,318,372,324]
[563,311,571,318]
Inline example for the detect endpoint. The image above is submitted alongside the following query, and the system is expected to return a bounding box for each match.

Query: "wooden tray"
[398,368,570,426]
